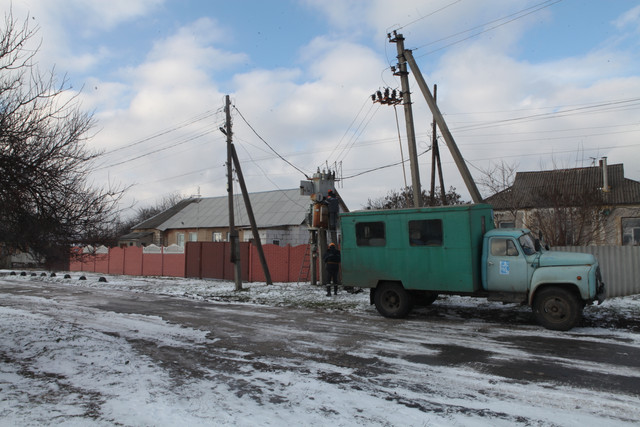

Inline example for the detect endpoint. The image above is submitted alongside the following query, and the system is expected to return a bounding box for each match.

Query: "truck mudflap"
[596,267,606,305]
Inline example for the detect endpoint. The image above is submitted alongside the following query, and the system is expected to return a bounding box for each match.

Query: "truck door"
[486,237,530,293]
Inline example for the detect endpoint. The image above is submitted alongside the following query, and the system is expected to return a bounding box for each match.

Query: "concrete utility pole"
[429,84,447,206]
[403,48,483,203]
[389,32,422,208]
[224,95,242,291]
[230,144,273,285]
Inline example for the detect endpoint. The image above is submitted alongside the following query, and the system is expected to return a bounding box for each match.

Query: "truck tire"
[532,287,582,331]
[374,282,412,318]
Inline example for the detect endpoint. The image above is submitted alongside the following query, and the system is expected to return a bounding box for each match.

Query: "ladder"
[297,238,312,284]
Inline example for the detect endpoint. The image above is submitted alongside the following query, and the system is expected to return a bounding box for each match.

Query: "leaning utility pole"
[224,95,242,291]
[390,32,422,208]
[402,46,483,203]
[230,144,273,285]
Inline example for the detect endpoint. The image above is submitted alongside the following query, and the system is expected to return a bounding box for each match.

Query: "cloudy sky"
[6,0,640,215]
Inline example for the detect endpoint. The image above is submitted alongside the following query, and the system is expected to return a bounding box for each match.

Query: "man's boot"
[334,285,338,295]
[326,286,331,297]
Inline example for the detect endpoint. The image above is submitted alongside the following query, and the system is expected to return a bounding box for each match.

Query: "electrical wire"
[98,108,224,156]
[324,95,372,163]
[232,104,310,179]
[342,148,431,180]
[235,143,308,209]
[94,125,224,171]
[412,0,563,57]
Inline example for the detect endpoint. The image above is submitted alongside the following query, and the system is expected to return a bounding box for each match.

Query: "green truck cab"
[340,203,606,331]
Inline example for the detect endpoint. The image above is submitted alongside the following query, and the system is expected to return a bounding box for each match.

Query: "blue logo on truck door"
[500,260,510,275]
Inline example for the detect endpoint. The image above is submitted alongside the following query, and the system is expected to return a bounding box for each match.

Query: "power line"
[394,0,463,32]
[94,125,223,171]
[232,104,310,179]
[451,97,640,133]
[342,148,431,180]
[98,108,224,156]
[235,143,308,209]
[412,0,563,57]
[324,95,373,164]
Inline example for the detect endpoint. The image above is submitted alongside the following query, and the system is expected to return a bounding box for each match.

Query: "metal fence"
[553,246,640,298]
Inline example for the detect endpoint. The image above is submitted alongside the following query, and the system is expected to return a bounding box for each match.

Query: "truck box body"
[340,204,495,293]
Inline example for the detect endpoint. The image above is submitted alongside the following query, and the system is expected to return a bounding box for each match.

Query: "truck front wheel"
[532,287,582,331]
[374,282,412,318]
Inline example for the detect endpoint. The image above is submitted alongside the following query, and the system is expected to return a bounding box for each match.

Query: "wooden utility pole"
[390,32,422,208]
[230,144,273,285]
[224,95,242,291]
[403,48,483,203]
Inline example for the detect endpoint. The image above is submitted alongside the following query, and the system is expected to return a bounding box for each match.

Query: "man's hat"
[329,243,336,248]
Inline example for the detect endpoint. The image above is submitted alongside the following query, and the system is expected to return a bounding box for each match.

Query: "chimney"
[601,157,610,192]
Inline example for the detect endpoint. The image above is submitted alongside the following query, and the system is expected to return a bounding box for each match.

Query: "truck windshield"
[518,233,538,255]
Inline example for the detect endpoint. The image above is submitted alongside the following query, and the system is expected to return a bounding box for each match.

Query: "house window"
[177,233,185,247]
[356,221,386,246]
[408,220,443,246]
[189,232,197,242]
[622,218,640,245]
[212,232,223,242]
[272,240,280,246]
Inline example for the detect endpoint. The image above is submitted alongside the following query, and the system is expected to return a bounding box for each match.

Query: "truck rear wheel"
[374,282,412,318]
[532,287,582,331]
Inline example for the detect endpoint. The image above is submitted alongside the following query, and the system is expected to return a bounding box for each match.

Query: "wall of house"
[260,225,308,246]
[162,225,309,247]
[493,205,640,246]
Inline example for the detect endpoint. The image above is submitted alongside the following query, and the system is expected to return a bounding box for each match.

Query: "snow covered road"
[1,273,639,426]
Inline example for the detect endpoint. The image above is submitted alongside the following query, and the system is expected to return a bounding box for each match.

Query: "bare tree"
[477,160,518,197]
[0,11,124,267]
[523,187,606,246]
[364,186,465,210]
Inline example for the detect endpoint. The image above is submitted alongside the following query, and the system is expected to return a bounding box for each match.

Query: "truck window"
[408,220,443,246]
[355,221,386,246]
[490,238,519,256]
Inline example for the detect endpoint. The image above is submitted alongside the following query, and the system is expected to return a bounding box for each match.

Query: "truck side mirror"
[534,239,541,252]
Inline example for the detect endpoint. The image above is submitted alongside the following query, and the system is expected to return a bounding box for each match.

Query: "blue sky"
[6,0,640,214]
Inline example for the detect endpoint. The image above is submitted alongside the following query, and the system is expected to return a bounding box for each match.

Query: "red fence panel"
[108,247,125,275]
[142,253,162,276]
[201,242,226,278]
[288,245,307,283]
[185,242,202,278]
[69,242,309,282]
[95,253,109,274]
[162,252,186,277]
[123,246,143,276]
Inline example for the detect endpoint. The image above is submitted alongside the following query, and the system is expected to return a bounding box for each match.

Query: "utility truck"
[339,204,606,331]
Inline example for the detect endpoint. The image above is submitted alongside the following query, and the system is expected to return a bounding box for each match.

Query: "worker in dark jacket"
[323,242,341,296]
[325,189,340,230]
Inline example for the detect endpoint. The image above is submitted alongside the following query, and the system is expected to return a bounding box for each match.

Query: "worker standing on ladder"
[326,190,340,232]
[323,242,341,296]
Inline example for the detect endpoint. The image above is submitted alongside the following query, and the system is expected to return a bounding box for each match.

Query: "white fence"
[553,246,640,298]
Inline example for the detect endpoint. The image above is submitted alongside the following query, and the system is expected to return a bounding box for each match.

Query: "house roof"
[119,231,154,241]
[137,188,311,231]
[485,163,640,209]
[134,198,199,229]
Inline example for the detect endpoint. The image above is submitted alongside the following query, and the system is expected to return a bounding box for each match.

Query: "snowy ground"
[1,270,639,426]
